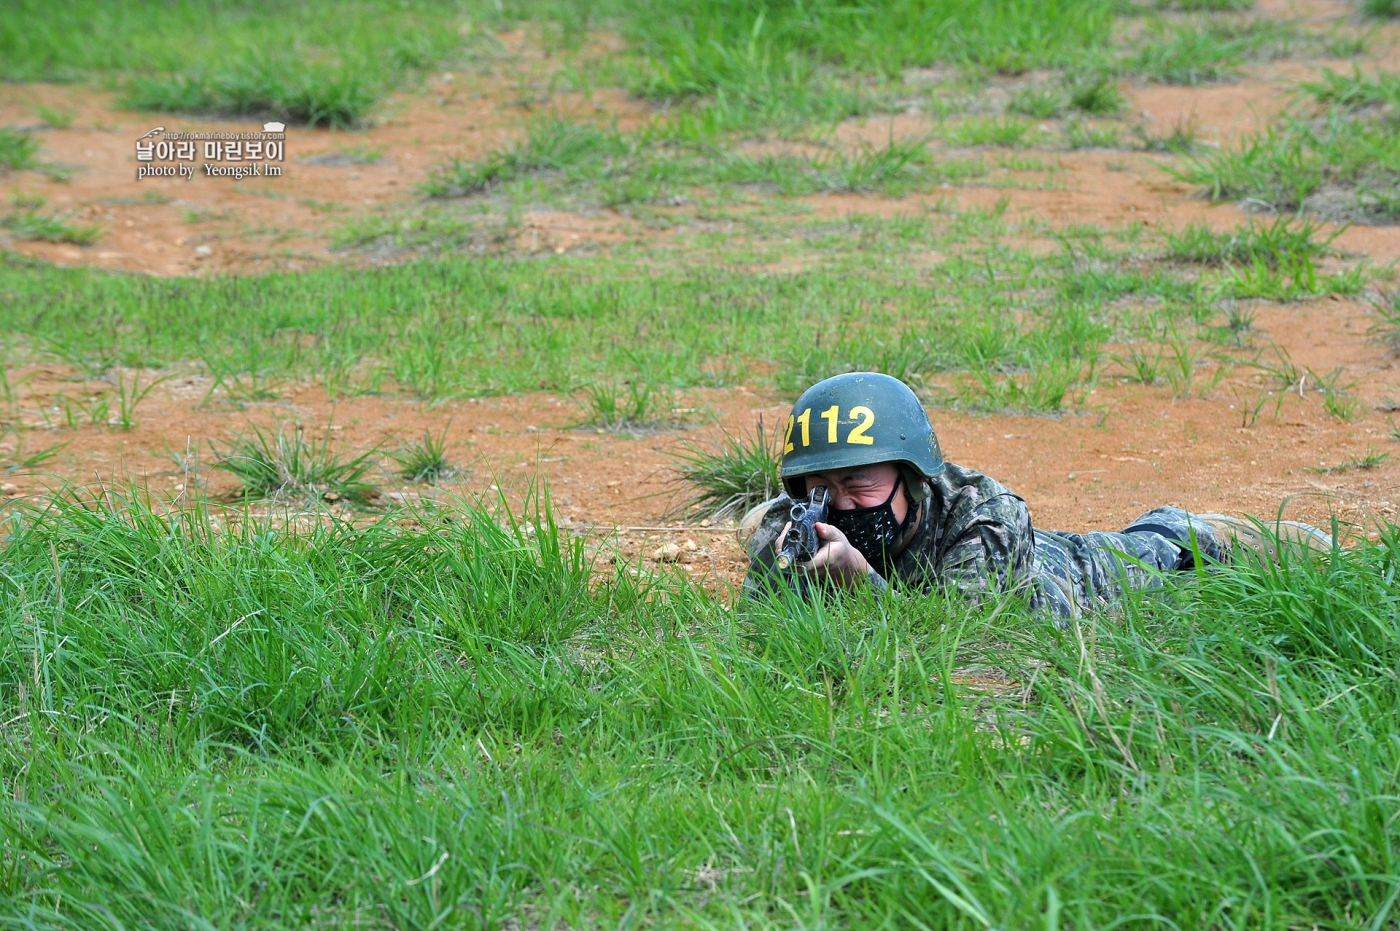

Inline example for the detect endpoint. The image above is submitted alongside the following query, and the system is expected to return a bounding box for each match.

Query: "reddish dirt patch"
[3,23,1397,273]
[5,47,1394,274]
[0,69,651,275]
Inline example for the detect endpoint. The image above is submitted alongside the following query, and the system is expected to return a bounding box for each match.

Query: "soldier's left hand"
[801,522,872,587]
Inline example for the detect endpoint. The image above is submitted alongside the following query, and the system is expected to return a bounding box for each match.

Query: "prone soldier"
[741,372,1332,617]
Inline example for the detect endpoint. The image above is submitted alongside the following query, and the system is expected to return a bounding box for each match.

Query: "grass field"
[0,0,1337,130]
[2,0,1399,926]
[0,0,1110,129]
[1172,68,1400,222]
[0,201,1367,414]
[2,495,1398,926]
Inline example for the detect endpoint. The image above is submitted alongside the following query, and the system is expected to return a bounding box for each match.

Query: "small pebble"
[652,542,682,562]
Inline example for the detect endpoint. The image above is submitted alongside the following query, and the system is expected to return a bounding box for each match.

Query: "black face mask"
[825,476,910,569]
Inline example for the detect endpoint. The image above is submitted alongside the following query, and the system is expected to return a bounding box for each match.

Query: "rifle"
[774,486,830,570]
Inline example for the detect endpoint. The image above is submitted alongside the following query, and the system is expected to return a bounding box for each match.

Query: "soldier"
[740,372,1332,617]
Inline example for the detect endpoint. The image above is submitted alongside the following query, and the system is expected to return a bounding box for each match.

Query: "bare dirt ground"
[1,9,1398,587]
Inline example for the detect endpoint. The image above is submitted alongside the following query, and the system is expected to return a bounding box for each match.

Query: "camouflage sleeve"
[933,492,1038,605]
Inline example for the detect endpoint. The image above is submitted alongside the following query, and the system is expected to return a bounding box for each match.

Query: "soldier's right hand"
[775,520,871,589]
[800,522,872,588]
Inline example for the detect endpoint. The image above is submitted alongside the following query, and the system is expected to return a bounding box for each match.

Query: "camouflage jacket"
[743,462,1219,617]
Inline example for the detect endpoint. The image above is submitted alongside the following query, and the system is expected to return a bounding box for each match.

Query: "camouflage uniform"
[744,461,1227,618]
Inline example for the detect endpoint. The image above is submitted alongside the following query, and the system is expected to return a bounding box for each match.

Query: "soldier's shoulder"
[937,461,1018,501]
[737,494,792,549]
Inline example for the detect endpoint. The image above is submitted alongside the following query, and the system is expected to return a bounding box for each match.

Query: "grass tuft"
[1125,18,1295,86]
[958,357,1087,412]
[1065,73,1123,114]
[0,127,41,171]
[1171,67,1400,221]
[944,117,1036,148]
[1065,120,1121,149]
[1310,446,1389,473]
[389,423,457,484]
[668,418,782,520]
[423,117,627,197]
[1165,216,1364,300]
[1165,216,1338,267]
[575,379,680,432]
[126,63,378,129]
[33,104,74,129]
[1,206,103,245]
[1116,344,1163,384]
[630,0,1115,123]
[1156,0,1254,8]
[1370,291,1400,354]
[1133,114,1200,153]
[212,421,379,503]
[4,1,470,127]
[1009,85,1064,118]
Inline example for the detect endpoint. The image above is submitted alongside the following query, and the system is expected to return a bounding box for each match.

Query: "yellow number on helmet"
[796,408,811,447]
[784,415,795,454]
[846,406,875,444]
[821,405,839,443]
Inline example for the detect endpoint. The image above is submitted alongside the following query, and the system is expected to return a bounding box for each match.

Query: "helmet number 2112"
[784,406,875,453]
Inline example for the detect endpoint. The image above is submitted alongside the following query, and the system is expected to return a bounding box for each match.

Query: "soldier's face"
[804,463,908,522]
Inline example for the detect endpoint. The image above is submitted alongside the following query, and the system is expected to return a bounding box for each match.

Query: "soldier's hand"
[801,522,872,587]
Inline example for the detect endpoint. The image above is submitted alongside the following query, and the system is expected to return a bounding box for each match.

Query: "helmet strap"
[900,466,931,502]
[888,495,925,562]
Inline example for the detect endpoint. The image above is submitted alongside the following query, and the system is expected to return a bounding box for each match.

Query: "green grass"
[423,117,632,197]
[0,128,40,172]
[390,424,458,484]
[4,210,1193,408]
[1310,446,1389,473]
[1123,17,1299,86]
[668,419,782,520]
[0,208,102,245]
[1164,217,1366,301]
[1371,291,1400,354]
[212,421,381,503]
[1170,68,1400,221]
[2,492,1398,925]
[420,115,992,204]
[1065,119,1122,149]
[126,64,382,130]
[0,0,1158,136]
[1155,0,1254,9]
[1,0,476,127]
[574,378,679,431]
[1065,72,1123,114]
[1166,215,1337,266]
[0,0,1119,131]
[1133,115,1201,153]
[628,0,1114,127]
[942,117,1038,148]
[331,208,483,253]
[1009,85,1066,118]
[31,105,74,130]
[958,358,1088,411]
[0,0,1311,139]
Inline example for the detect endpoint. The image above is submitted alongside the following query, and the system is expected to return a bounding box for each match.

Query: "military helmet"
[780,372,944,498]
